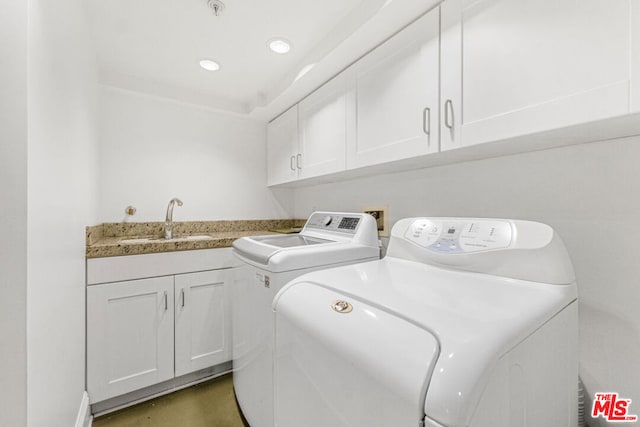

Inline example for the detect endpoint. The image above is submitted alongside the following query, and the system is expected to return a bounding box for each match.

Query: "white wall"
[27,0,98,425]
[98,87,292,223]
[0,0,28,425]
[292,136,640,408]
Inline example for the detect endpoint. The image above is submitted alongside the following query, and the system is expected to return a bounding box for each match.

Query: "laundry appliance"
[231,211,380,427]
[273,217,578,427]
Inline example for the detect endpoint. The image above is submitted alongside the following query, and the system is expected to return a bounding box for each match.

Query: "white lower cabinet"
[87,276,175,402]
[87,267,233,403]
[174,270,230,376]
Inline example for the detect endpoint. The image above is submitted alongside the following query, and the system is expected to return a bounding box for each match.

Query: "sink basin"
[119,235,213,244]
[177,235,213,241]
[118,238,153,244]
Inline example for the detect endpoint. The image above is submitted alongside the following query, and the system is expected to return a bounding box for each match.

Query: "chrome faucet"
[164,197,183,239]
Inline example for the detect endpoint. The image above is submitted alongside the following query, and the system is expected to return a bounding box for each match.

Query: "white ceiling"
[88,0,440,119]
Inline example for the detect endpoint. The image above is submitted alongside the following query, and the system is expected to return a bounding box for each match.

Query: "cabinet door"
[441,0,632,150]
[298,75,352,179]
[267,105,298,186]
[174,269,230,376]
[87,276,174,402]
[347,7,440,169]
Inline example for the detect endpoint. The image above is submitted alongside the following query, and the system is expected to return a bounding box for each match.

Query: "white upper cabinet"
[347,7,440,169]
[441,0,634,150]
[267,106,298,186]
[298,75,352,180]
[266,0,640,185]
[267,77,352,185]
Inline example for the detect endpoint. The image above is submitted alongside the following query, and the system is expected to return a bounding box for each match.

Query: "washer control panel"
[306,213,362,234]
[404,219,512,253]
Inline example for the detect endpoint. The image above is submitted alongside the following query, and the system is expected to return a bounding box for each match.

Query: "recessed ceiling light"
[268,38,292,54]
[199,59,220,71]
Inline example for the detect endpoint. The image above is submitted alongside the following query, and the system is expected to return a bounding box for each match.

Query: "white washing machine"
[231,212,380,427]
[273,217,578,427]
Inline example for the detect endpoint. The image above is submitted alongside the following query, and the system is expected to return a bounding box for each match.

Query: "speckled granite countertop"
[86,219,305,258]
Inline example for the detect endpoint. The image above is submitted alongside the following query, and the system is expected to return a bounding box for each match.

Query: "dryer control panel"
[405,219,512,253]
[390,217,573,285]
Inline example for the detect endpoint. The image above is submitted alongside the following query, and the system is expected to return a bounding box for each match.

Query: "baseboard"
[74,391,91,427]
[91,362,232,416]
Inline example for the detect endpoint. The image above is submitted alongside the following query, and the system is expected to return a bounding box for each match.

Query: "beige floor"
[93,374,248,427]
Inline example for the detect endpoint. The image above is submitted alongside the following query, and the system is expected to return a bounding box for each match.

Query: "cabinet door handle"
[444,99,454,129]
[181,288,185,308]
[163,291,168,311]
[422,107,431,136]
[296,153,302,170]
[290,155,295,171]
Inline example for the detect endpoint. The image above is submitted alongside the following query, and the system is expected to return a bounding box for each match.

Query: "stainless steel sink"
[119,235,213,244]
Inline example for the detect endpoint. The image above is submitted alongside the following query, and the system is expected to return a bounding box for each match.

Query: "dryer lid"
[275,256,577,426]
[273,282,439,426]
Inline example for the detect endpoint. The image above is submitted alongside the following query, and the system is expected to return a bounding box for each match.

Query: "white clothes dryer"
[231,212,380,427]
[273,217,578,427]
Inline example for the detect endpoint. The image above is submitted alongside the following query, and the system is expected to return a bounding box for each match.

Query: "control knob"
[322,215,333,226]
